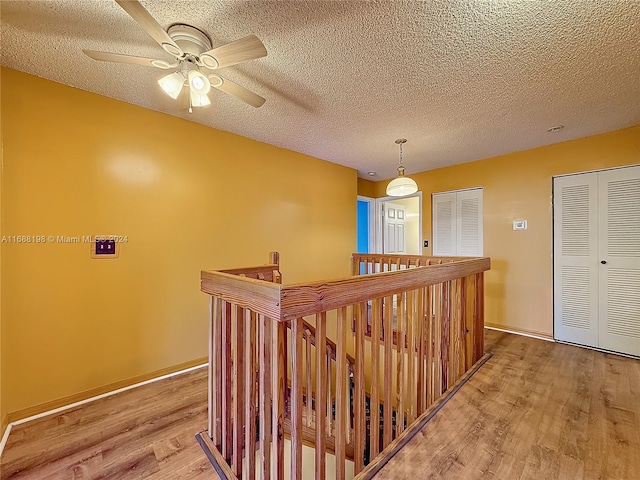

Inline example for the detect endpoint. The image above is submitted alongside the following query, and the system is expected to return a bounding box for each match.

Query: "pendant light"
[386,138,418,197]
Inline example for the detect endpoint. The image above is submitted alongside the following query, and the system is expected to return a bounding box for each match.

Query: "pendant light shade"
[386,138,418,197]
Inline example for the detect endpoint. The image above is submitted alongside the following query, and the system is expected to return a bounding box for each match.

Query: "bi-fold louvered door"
[432,188,483,256]
[554,165,640,356]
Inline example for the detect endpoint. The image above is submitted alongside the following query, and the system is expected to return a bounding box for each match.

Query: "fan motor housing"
[167,24,212,57]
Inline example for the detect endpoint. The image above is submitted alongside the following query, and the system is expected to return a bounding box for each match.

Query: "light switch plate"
[92,239,118,258]
[513,220,528,230]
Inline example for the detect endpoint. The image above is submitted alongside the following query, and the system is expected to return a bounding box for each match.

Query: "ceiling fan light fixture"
[158,71,185,99]
[188,70,211,95]
[386,138,418,197]
[190,89,211,108]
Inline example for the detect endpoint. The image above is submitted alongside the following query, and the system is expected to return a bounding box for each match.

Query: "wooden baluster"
[346,361,351,446]
[209,296,222,445]
[474,272,485,363]
[370,297,382,458]
[259,314,272,480]
[232,306,245,476]
[396,292,405,436]
[291,318,304,480]
[272,319,286,480]
[441,281,451,393]
[354,303,366,473]
[221,301,233,462]
[454,278,463,381]
[335,307,347,480]
[326,350,332,438]
[383,295,393,448]
[406,291,415,424]
[305,329,313,428]
[245,310,257,480]
[433,283,442,399]
[426,285,434,408]
[463,275,473,370]
[416,287,425,415]
[315,312,328,480]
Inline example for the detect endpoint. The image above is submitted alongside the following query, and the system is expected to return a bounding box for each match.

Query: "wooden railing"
[197,251,490,480]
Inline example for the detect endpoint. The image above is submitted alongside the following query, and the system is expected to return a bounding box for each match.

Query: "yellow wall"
[357,178,376,198]
[1,67,4,429]
[0,68,357,418]
[373,126,640,337]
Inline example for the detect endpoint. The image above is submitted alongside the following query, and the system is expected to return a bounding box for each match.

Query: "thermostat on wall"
[513,220,528,230]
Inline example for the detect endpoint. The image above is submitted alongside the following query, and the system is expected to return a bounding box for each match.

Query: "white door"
[554,165,640,356]
[553,173,600,348]
[383,203,406,255]
[597,166,640,356]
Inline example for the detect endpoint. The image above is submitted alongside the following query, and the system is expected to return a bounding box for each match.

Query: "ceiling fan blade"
[115,0,183,57]
[200,35,267,70]
[209,75,265,108]
[83,49,177,69]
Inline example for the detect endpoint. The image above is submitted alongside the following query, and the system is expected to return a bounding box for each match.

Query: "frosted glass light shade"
[190,89,211,107]
[158,72,184,99]
[188,70,211,95]
[386,175,418,196]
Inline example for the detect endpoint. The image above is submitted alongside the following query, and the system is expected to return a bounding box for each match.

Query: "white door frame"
[373,192,423,254]
[357,195,376,253]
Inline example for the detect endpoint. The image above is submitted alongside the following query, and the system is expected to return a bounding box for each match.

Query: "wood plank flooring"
[1,330,639,479]
[374,330,640,480]
[0,368,217,479]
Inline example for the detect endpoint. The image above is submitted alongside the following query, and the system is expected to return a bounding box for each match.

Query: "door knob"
[601,260,607,264]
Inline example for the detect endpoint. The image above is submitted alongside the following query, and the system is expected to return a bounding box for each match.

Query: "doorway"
[356,193,422,255]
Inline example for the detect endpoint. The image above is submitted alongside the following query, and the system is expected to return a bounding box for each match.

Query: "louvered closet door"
[457,189,484,256]
[433,192,456,255]
[597,166,640,356]
[553,173,599,348]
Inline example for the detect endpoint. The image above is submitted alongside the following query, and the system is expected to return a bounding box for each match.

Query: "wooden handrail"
[280,257,489,320]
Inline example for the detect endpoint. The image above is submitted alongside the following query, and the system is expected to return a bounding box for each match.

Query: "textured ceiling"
[1,0,639,179]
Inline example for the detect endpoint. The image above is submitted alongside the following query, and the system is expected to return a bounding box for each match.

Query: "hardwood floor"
[0,368,217,479]
[2,330,639,479]
[374,330,640,480]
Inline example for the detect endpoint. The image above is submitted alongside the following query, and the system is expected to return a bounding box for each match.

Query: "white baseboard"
[0,423,13,459]
[485,325,555,343]
[0,362,207,459]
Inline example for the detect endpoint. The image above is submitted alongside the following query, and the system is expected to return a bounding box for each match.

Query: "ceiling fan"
[83,0,267,111]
